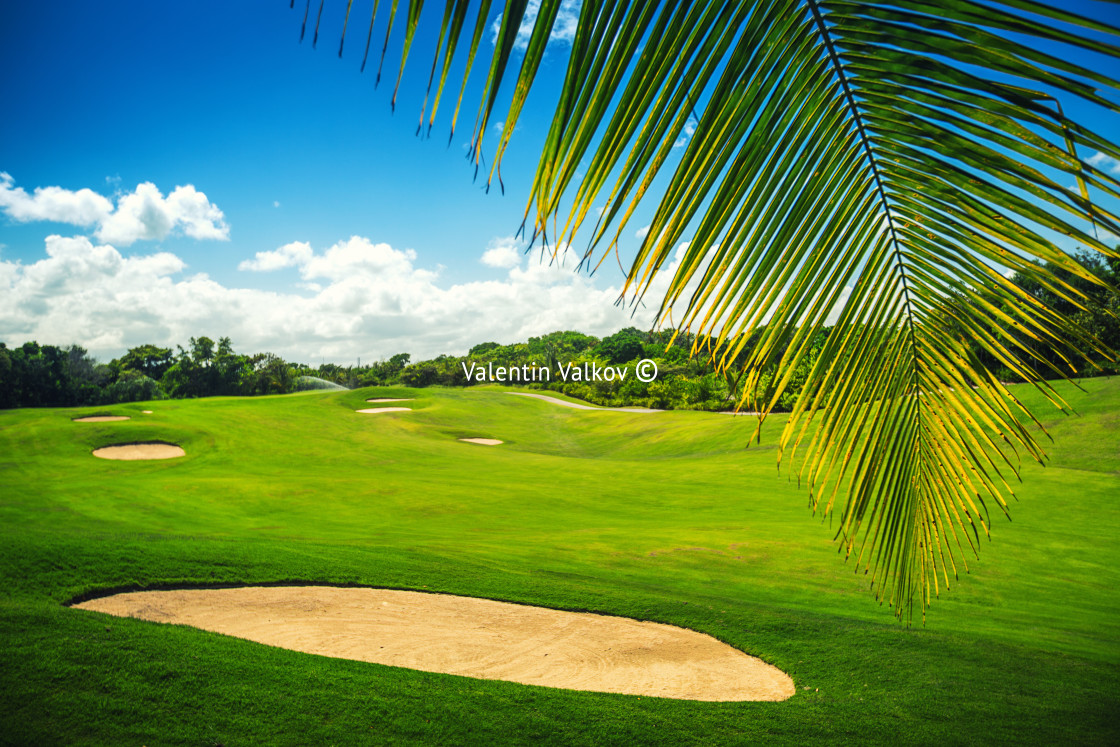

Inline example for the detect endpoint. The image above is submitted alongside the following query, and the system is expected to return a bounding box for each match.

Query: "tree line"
[0,328,798,412]
[3,250,1117,411]
[0,336,297,409]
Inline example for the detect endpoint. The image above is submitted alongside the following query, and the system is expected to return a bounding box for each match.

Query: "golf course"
[1,379,1118,744]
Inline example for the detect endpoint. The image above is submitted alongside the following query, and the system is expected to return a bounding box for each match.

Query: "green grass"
[1,380,1118,745]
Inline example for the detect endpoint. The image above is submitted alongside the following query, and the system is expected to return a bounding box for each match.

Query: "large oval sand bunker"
[92,442,185,460]
[73,586,794,701]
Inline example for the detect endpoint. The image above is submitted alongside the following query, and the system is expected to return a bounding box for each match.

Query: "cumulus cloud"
[239,241,314,272]
[673,119,697,149]
[0,172,114,226]
[302,236,424,282]
[0,173,228,246]
[1087,151,1120,175]
[0,235,186,352]
[490,0,580,52]
[2,233,692,363]
[635,225,650,240]
[480,236,523,268]
[96,183,228,245]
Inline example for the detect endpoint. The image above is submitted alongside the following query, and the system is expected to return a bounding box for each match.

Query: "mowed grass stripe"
[0,379,1118,744]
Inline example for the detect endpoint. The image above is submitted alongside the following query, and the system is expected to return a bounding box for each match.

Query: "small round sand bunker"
[73,415,131,422]
[73,586,794,701]
[460,438,503,446]
[366,398,413,403]
[356,407,411,414]
[92,442,185,460]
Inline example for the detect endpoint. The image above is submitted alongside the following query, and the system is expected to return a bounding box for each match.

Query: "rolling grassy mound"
[1,380,1118,744]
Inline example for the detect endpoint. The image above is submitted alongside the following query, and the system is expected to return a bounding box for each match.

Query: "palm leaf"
[299,0,1120,621]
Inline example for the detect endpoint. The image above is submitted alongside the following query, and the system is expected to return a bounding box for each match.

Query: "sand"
[366,398,413,403]
[92,442,185,460]
[73,415,131,422]
[141,410,153,414]
[355,407,412,414]
[74,586,794,701]
[505,392,661,413]
[459,438,503,446]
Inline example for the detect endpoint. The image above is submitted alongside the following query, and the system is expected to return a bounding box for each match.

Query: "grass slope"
[1,380,1118,745]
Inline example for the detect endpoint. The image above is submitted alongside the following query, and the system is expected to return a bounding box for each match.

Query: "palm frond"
[300,0,1120,620]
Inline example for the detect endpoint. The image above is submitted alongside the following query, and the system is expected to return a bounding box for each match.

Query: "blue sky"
[1,1,1118,364]
[0,0,664,363]
[0,1,564,278]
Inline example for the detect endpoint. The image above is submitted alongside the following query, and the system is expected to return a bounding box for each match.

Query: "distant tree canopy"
[114,344,173,380]
[468,342,501,356]
[0,342,108,409]
[598,328,646,365]
[1011,249,1120,378]
[4,250,1117,411]
[0,338,300,409]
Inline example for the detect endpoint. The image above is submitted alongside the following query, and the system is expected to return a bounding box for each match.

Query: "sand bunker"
[459,438,503,446]
[505,392,660,413]
[73,415,131,422]
[366,398,413,403]
[141,410,153,414]
[74,586,793,701]
[92,442,185,460]
[356,407,412,414]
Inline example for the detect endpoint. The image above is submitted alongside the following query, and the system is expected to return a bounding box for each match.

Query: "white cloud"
[673,119,697,149]
[0,173,228,247]
[824,285,852,326]
[2,233,694,363]
[273,200,281,208]
[490,0,581,52]
[635,225,650,240]
[1087,151,1120,175]
[480,236,523,269]
[302,236,424,282]
[239,241,314,272]
[97,182,228,245]
[0,172,114,226]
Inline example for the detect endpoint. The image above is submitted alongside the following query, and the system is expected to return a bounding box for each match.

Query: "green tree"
[114,345,174,380]
[214,337,250,394]
[247,353,296,395]
[302,1,1120,620]
[190,336,215,365]
[597,329,646,365]
[469,342,501,356]
[384,353,411,380]
[0,344,17,409]
[1005,248,1120,378]
[399,362,438,387]
[101,369,165,404]
[63,345,106,405]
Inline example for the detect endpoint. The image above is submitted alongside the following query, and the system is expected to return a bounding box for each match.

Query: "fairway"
[1,381,1119,744]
